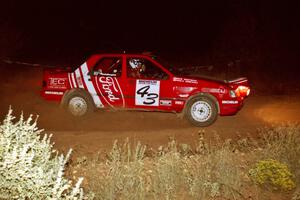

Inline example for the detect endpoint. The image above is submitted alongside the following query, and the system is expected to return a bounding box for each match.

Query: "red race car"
[41,53,250,126]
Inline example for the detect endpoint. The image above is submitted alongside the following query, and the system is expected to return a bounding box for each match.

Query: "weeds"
[2,108,299,199]
[73,124,299,200]
[74,135,250,199]
[257,124,300,180]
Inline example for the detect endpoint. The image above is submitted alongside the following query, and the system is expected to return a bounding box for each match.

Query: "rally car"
[41,53,250,126]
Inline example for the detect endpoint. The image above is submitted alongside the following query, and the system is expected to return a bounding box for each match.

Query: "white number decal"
[135,80,160,106]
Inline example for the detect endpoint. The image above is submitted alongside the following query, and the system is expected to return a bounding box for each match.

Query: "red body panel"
[41,54,250,116]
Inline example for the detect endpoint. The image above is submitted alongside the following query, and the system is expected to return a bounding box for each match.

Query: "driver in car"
[128,59,146,79]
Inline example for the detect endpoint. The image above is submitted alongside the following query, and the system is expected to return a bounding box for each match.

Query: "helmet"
[129,59,142,69]
[129,59,145,72]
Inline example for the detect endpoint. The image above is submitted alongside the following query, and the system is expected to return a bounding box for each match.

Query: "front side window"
[127,58,168,80]
[93,57,122,77]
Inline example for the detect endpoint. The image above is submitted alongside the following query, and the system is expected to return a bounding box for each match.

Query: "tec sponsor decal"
[96,76,125,108]
[48,78,67,89]
[135,80,160,106]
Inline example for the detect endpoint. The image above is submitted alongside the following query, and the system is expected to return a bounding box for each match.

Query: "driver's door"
[124,56,174,111]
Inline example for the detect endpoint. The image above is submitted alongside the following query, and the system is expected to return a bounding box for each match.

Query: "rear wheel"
[184,95,218,127]
[61,90,95,117]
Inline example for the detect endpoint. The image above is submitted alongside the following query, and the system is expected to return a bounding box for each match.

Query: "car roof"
[91,52,155,58]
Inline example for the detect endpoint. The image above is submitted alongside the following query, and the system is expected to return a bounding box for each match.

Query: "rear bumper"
[219,100,244,116]
[41,90,64,101]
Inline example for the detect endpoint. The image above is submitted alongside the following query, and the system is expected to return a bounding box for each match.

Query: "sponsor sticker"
[95,76,124,108]
[76,76,83,87]
[48,78,67,89]
[99,77,120,102]
[174,100,184,105]
[45,91,64,95]
[75,69,84,88]
[184,79,198,84]
[80,63,104,108]
[135,80,160,106]
[202,88,226,94]
[173,77,198,84]
[160,100,172,106]
[178,94,189,98]
[222,100,238,104]
[173,77,183,82]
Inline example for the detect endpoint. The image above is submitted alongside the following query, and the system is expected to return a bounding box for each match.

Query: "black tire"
[61,90,95,117]
[184,95,218,127]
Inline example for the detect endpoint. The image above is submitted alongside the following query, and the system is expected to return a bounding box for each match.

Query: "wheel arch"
[60,88,96,109]
[184,92,220,114]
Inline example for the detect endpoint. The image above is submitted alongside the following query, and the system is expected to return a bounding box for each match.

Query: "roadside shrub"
[292,187,300,200]
[80,137,245,200]
[248,159,296,191]
[0,108,87,199]
[183,139,244,199]
[258,124,300,178]
[70,125,299,200]
[151,139,184,200]
[86,139,147,200]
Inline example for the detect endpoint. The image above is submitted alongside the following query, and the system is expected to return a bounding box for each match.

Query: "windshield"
[151,56,188,75]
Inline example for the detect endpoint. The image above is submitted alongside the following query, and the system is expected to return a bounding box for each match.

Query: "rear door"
[124,56,174,111]
[89,56,126,109]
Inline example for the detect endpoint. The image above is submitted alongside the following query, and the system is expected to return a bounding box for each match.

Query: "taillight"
[235,86,250,97]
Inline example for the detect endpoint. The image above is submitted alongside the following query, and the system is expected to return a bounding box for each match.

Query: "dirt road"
[0,65,299,154]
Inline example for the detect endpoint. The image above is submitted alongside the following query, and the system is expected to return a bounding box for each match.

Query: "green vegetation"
[0,108,89,199]
[249,159,295,191]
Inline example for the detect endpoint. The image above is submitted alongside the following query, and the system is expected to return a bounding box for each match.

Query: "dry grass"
[69,125,300,200]
[256,124,300,180]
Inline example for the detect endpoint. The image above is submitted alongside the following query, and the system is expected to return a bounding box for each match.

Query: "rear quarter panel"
[41,68,71,101]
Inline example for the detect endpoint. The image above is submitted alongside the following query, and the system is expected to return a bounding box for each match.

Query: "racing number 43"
[135,80,160,106]
[137,86,158,105]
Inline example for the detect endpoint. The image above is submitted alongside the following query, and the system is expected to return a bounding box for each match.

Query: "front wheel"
[184,95,218,127]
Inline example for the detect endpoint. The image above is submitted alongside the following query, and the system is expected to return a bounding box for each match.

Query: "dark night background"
[1,0,300,93]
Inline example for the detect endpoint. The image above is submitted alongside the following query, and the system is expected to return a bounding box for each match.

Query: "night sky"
[1,1,300,85]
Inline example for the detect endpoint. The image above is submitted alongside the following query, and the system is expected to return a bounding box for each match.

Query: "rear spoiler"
[226,77,249,86]
[43,67,73,74]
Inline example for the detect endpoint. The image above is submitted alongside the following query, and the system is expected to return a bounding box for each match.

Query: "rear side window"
[93,57,122,77]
